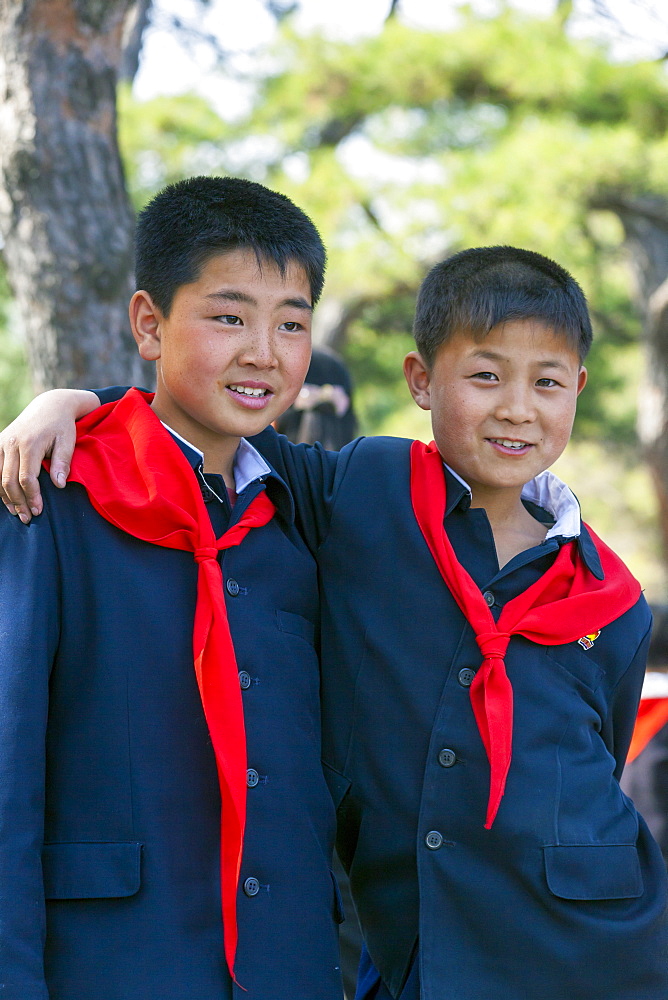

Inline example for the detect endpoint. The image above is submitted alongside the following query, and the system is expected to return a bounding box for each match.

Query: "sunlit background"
[1,0,668,595]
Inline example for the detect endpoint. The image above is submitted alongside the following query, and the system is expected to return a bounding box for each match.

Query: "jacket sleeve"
[94,385,135,404]
[251,427,365,555]
[0,490,60,998]
[602,608,652,781]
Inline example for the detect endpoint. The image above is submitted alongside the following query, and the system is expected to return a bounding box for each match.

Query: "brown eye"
[215,315,242,325]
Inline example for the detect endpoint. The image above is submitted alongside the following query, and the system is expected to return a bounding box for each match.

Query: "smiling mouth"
[488,438,532,450]
[228,384,270,398]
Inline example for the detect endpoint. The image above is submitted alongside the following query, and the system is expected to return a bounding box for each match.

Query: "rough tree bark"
[0,0,153,390]
[593,193,668,556]
[642,275,668,554]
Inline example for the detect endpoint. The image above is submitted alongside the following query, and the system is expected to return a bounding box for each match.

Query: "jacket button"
[438,748,457,768]
[238,670,251,690]
[243,877,260,897]
[226,578,240,597]
[246,768,259,788]
[483,590,495,607]
[458,667,476,688]
[425,830,443,850]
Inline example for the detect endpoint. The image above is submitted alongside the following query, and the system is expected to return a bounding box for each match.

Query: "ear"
[577,366,588,395]
[403,351,432,411]
[129,290,163,361]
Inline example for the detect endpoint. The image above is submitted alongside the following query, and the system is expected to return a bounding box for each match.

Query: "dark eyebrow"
[281,297,313,312]
[471,349,571,372]
[204,290,312,312]
[471,349,505,363]
[536,360,571,373]
[205,290,257,305]
[205,288,313,313]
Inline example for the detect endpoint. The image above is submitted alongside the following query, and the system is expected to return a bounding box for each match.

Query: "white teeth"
[490,439,527,450]
[229,384,267,397]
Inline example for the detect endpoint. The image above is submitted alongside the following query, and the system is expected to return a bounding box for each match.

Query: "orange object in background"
[628,694,668,764]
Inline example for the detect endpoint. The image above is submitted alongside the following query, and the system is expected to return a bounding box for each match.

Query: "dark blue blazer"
[254,428,668,1000]
[0,455,342,999]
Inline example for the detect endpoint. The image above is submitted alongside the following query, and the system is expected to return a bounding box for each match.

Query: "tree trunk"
[598,194,668,559]
[639,273,668,558]
[0,0,153,391]
[120,0,152,82]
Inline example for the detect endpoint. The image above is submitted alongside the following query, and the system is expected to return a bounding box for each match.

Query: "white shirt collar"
[161,423,271,494]
[444,464,582,541]
[233,437,272,493]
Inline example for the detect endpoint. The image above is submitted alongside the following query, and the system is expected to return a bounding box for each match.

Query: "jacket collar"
[164,425,295,524]
[443,464,603,580]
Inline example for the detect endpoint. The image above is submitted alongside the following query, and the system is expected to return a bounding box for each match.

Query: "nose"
[238,327,278,369]
[493,384,536,424]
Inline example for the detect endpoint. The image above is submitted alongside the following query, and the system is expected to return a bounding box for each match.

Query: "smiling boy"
[403,316,588,566]
[130,247,312,473]
[257,246,668,999]
[3,245,668,999]
[0,176,344,1000]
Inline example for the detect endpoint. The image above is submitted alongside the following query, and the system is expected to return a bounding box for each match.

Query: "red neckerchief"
[627,698,668,763]
[56,388,276,979]
[410,440,641,828]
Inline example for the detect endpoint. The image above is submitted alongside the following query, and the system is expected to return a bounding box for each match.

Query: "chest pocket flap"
[544,844,643,900]
[276,609,315,645]
[42,841,142,899]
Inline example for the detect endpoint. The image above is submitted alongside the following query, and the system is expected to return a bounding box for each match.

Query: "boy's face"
[404,318,587,502]
[130,248,313,475]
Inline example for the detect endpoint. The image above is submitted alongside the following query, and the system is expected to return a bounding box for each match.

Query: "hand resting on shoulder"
[0,389,100,523]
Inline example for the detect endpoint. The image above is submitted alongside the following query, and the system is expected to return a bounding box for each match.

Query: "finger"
[18,455,45,517]
[1,439,32,523]
[0,447,17,514]
[48,429,75,490]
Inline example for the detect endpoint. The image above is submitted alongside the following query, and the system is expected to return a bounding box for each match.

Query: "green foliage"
[340,291,417,433]
[117,84,237,209]
[248,8,668,442]
[117,5,668,449]
[254,11,668,151]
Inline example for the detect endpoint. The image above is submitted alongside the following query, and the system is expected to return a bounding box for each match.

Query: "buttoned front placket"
[415,488,570,999]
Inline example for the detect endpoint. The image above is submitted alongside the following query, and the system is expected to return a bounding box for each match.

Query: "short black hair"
[413,245,592,367]
[134,175,326,315]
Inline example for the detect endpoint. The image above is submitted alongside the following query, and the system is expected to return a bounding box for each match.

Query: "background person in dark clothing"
[621,605,668,865]
[275,346,357,451]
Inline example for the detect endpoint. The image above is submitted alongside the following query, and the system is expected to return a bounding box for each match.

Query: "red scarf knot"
[409,439,641,831]
[475,631,511,661]
[195,545,220,563]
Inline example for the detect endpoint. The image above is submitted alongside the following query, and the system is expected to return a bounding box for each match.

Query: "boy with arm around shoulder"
[0,177,343,1000]
[258,246,668,999]
[3,245,667,999]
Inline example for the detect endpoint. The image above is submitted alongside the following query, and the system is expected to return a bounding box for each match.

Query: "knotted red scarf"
[410,440,641,828]
[56,388,276,979]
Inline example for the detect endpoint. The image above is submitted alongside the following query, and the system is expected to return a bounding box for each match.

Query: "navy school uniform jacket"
[252,428,668,1000]
[0,432,343,1000]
